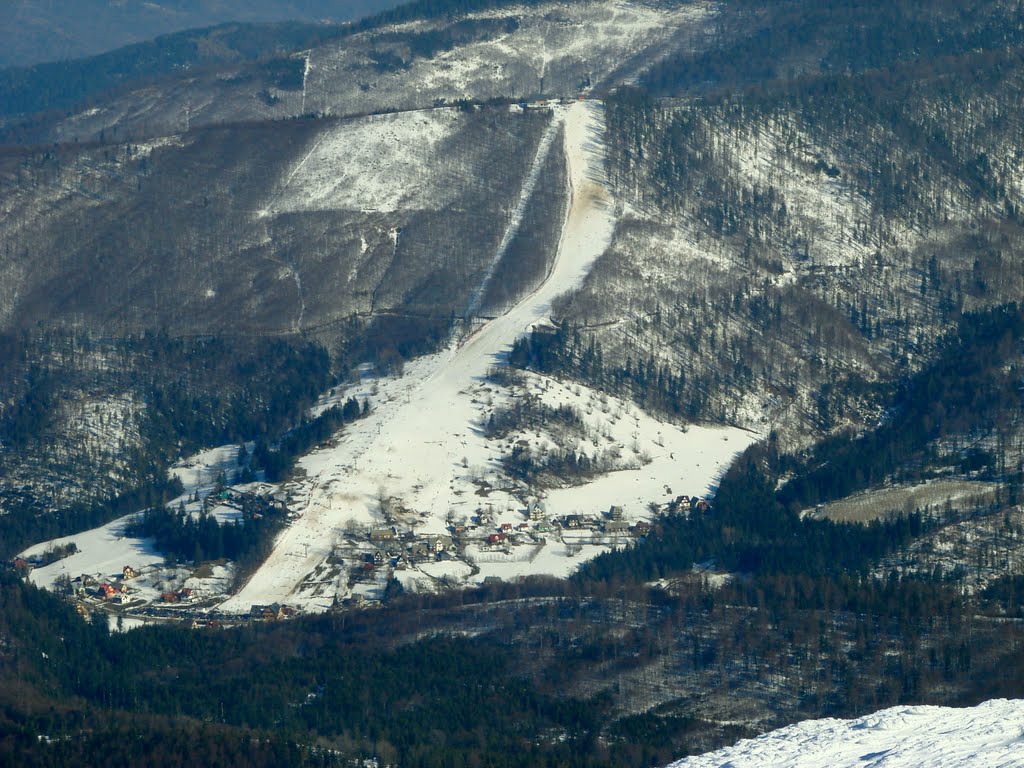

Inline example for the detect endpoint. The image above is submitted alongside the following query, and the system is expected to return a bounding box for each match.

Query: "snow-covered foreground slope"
[220,100,753,612]
[668,699,1024,768]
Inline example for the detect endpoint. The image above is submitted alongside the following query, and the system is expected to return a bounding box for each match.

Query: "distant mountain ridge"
[2,1,405,69]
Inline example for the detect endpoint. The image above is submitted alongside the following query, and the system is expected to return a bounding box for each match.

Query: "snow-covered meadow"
[263,108,463,215]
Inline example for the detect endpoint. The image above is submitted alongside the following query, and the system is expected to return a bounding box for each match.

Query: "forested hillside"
[4,0,1024,764]
[0,102,557,550]
[6,319,1024,764]
[1,0,403,69]
[1,1,711,146]
[541,0,1024,447]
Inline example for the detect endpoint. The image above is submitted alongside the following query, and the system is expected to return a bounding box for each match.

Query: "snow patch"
[667,698,1024,768]
[268,109,461,214]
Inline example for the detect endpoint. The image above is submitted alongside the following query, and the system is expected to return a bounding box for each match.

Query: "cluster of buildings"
[664,494,711,514]
[8,486,715,622]
[69,564,144,604]
[249,603,297,621]
[70,563,206,608]
[555,506,653,537]
[358,529,457,574]
[350,495,672,577]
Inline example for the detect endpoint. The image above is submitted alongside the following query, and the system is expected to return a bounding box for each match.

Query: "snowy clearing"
[22,515,163,592]
[264,109,462,215]
[169,444,245,496]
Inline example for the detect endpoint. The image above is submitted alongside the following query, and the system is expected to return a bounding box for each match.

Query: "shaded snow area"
[667,699,1024,768]
[808,478,1000,523]
[264,109,462,215]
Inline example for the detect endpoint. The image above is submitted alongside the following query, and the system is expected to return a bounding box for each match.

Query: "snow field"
[221,100,752,613]
[23,516,164,595]
[666,698,1024,768]
[23,515,238,610]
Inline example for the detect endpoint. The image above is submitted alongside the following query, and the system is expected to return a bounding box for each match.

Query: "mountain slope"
[531,29,1024,446]
[0,106,551,335]
[2,1,403,68]
[0,0,721,559]
[1,1,715,145]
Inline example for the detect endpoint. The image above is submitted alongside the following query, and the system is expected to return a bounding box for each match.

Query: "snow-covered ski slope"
[668,699,1024,768]
[221,101,753,612]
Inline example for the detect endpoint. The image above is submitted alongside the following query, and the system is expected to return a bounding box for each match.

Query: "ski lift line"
[463,109,565,319]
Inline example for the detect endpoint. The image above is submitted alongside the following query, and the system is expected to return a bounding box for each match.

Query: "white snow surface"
[222,100,754,613]
[265,109,462,215]
[667,699,1024,768]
